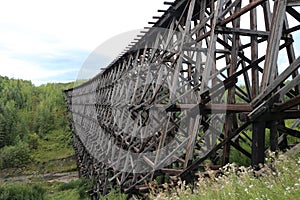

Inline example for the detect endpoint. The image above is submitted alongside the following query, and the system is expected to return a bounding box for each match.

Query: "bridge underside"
[64,0,300,196]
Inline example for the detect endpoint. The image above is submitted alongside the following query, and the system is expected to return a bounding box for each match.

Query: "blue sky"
[0,1,299,86]
[0,0,166,85]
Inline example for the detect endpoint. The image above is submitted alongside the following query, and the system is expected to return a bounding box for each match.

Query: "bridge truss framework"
[64,0,300,196]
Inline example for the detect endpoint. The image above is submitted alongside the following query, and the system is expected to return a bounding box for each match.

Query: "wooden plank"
[223,1,242,165]
[200,0,224,93]
[143,155,155,169]
[286,7,300,22]
[184,115,201,168]
[155,103,253,112]
[160,168,183,175]
[285,18,300,94]
[252,56,300,107]
[278,73,300,98]
[287,0,300,6]
[261,0,287,91]
[220,0,241,19]
[180,121,251,178]
[278,126,300,138]
[273,94,300,112]
[220,0,266,26]
[217,27,271,38]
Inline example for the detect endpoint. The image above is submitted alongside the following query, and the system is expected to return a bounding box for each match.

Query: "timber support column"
[251,121,266,167]
[269,121,279,153]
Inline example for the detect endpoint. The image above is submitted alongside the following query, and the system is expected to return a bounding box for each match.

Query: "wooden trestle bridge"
[64,0,300,197]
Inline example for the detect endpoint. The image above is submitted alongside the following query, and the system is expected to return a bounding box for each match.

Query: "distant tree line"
[0,76,73,168]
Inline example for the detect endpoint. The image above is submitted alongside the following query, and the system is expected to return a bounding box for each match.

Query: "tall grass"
[0,184,45,200]
[57,178,92,199]
[148,151,300,199]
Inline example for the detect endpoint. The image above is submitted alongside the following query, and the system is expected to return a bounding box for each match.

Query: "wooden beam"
[220,0,267,26]
[251,121,266,166]
[278,126,300,138]
[156,103,253,112]
[287,0,300,6]
[160,168,183,175]
[261,0,287,91]
[252,56,300,107]
[286,6,300,22]
[273,94,300,112]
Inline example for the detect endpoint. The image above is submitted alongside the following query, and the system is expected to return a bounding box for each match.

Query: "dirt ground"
[0,171,79,184]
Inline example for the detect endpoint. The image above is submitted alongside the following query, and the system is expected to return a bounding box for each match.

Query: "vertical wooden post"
[269,121,278,152]
[250,0,259,99]
[252,121,266,167]
[222,1,241,165]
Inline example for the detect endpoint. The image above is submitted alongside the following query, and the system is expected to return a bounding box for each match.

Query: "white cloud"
[0,0,166,84]
[0,0,299,86]
[0,56,77,83]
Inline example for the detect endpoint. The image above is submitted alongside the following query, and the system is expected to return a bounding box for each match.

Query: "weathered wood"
[252,121,266,166]
[287,0,300,6]
[252,56,300,107]
[220,0,266,26]
[64,0,300,196]
[261,0,287,91]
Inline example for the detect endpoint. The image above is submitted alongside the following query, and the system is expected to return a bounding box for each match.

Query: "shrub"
[26,133,39,150]
[148,152,300,200]
[0,142,32,169]
[58,178,93,199]
[0,184,45,200]
[58,179,81,191]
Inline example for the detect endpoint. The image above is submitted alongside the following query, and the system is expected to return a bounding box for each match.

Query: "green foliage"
[0,76,73,147]
[58,178,93,199]
[32,129,74,163]
[25,133,39,150]
[58,179,83,191]
[0,76,74,168]
[47,189,82,200]
[101,189,127,200]
[0,142,32,169]
[0,184,45,200]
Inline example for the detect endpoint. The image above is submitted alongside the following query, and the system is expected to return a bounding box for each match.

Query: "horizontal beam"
[220,0,267,26]
[155,104,253,112]
[288,0,300,6]
[278,126,300,138]
[273,94,300,112]
[252,56,300,107]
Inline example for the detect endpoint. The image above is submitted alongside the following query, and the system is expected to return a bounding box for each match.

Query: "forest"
[0,76,73,169]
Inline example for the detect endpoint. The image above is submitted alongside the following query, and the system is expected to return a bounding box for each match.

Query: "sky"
[0,1,299,86]
[0,0,167,85]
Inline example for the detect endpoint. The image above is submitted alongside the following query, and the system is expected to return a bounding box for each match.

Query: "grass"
[0,178,92,200]
[46,189,83,200]
[1,123,299,199]
[46,178,92,200]
[1,150,299,200]
[148,150,300,200]
[0,128,77,177]
[0,183,46,200]
[32,129,74,163]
